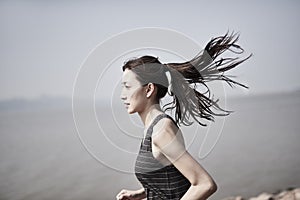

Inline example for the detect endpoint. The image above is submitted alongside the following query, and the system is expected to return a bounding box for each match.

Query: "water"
[0,92,299,200]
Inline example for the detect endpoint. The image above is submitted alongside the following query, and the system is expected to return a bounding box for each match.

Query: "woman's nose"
[120,89,126,100]
[120,95,126,100]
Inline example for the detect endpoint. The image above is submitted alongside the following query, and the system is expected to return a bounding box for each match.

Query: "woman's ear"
[146,83,155,98]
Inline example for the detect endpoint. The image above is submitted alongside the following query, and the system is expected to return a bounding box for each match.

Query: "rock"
[249,192,274,200]
[294,188,300,200]
[221,197,236,200]
[274,190,292,200]
[222,196,244,200]
[222,187,300,200]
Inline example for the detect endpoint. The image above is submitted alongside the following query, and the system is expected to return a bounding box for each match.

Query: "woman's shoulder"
[152,114,181,144]
[155,113,178,130]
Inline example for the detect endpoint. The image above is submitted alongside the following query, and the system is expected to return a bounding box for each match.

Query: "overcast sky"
[1,0,300,101]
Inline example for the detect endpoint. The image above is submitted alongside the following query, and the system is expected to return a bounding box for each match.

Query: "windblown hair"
[122,32,252,126]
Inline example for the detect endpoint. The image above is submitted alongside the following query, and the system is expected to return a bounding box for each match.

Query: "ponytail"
[122,31,252,127]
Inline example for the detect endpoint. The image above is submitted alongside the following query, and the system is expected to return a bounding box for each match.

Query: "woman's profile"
[116,32,251,200]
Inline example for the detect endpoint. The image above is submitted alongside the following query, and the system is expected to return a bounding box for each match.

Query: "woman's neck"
[139,103,164,129]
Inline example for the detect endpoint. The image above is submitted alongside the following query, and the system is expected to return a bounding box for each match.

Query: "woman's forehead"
[122,69,139,84]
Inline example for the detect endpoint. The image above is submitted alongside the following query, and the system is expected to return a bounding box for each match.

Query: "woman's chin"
[128,108,138,114]
[127,108,134,114]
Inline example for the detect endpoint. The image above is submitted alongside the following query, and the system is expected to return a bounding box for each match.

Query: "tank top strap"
[146,113,174,137]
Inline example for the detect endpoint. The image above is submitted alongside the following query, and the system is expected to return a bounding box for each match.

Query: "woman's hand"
[116,188,145,200]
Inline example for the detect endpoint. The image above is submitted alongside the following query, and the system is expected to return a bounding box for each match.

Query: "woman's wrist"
[133,188,145,199]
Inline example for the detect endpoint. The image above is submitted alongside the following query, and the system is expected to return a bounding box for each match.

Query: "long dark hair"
[122,32,252,126]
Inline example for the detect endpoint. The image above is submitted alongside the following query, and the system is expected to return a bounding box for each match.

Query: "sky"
[0,0,300,101]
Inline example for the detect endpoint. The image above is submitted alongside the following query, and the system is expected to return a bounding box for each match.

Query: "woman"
[117,32,251,200]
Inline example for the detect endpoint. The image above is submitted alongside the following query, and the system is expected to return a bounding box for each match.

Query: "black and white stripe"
[135,114,190,199]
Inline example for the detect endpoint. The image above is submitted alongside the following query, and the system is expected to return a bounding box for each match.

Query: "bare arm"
[152,119,217,200]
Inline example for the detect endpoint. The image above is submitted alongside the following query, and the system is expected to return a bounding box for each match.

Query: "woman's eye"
[122,85,130,89]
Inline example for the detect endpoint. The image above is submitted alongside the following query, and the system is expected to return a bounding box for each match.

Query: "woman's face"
[120,69,147,114]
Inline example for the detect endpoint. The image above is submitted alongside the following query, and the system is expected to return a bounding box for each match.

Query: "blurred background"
[0,0,299,199]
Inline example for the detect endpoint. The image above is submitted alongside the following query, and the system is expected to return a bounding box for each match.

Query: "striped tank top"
[135,113,191,199]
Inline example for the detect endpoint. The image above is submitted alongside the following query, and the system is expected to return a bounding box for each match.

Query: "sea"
[0,91,299,200]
